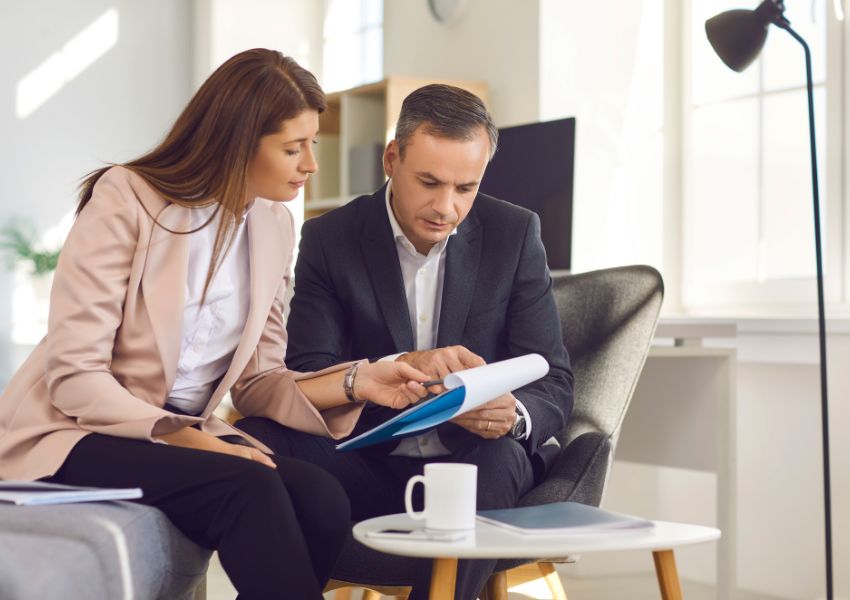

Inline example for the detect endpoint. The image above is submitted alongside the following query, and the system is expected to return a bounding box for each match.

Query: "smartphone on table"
[365,528,468,542]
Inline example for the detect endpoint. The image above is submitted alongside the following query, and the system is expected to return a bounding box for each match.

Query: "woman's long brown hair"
[77,48,325,301]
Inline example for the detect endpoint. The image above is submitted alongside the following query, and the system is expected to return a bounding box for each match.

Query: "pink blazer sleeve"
[45,169,201,440]
[230,208,365,439]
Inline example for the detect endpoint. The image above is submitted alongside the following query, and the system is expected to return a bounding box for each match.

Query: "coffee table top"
[353,513,721,559]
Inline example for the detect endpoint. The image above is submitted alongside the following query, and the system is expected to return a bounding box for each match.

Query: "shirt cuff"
[380,353,405,362]
[515,398,532,440]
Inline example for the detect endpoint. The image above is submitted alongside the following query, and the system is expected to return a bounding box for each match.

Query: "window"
[322,0,383,92]
[682,0,839,313]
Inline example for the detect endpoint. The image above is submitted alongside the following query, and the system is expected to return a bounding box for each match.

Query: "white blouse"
[167,204,251,414]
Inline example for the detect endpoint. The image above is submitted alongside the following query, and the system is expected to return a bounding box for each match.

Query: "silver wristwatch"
[343,362,362,403]
[510,409,527,440]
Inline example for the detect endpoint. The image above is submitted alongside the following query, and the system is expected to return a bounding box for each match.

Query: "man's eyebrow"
[416,171,479,187]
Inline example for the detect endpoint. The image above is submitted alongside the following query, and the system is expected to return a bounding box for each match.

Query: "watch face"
[511,414,527,438]
[428,0,469,24]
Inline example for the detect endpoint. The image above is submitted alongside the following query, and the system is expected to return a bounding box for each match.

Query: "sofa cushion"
[0,501,211,600]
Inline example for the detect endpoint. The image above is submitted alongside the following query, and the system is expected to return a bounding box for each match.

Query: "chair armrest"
[519,431,611,507]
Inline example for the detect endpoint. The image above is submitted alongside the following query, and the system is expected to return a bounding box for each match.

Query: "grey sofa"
[0,487,210,600]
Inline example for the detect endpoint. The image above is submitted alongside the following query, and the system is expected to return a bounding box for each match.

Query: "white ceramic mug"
[404,463,477,531]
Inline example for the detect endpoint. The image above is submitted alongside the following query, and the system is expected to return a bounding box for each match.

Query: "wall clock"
[427,0,470,24]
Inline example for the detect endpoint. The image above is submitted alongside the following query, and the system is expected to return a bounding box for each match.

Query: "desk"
[613,318,736,599]
[353,513,721,600]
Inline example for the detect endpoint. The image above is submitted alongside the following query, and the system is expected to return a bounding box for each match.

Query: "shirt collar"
[384,179,457,257]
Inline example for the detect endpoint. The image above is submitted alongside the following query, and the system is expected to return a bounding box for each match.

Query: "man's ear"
[384,140,399,177]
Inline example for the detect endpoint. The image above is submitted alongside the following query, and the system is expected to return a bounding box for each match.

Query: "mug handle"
[404,475,426,521]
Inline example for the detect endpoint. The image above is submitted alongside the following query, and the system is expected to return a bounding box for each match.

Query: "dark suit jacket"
[285,185,574,473]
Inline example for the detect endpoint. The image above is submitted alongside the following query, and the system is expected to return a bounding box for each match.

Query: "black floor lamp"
[705,1,833,598]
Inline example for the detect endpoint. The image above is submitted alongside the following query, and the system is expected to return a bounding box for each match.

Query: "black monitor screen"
[478,117,575,271]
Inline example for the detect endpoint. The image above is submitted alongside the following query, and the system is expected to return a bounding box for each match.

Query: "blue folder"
[336,386,467,451]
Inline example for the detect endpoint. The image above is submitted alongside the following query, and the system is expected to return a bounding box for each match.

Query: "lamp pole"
[777,25,834,600]
[705,2,833,598]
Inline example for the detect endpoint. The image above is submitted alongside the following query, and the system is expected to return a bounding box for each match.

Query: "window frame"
[678,0,847,316]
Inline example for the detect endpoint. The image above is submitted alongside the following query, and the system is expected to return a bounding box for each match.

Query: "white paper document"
[0,481,143,506]
[442,353,550,415]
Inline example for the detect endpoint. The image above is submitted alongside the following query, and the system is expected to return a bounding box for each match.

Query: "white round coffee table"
[353,513,721,600]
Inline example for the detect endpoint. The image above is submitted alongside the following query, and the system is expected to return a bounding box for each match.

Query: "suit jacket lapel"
[141,204,190,391]
[204,201,288,414]
[360,188,415,353]
[437,207,482,347]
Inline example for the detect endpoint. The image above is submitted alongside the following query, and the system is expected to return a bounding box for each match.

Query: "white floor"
[205,553,783,600]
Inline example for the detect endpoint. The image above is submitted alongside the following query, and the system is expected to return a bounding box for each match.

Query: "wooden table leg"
[484,569,508,600]
[429,557,459,600]
[653,549,683,600]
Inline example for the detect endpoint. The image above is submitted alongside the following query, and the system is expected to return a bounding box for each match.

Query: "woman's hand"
[155,427,276,468]
[353,361,430,409]
[214,440,277,468]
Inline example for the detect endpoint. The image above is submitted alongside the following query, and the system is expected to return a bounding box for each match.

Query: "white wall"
[383,0,540,128]
[539,0,666,280]
[192,0,325,251]
[192,0,323,85]
[563,325,849,599]
[0,0,192,384]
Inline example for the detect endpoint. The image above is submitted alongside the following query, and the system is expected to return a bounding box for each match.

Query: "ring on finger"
[485,420,492,431]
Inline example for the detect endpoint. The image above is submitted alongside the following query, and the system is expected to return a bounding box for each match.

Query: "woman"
[0,49,429,599]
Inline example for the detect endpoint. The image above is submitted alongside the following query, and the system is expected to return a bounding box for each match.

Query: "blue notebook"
[476,502,654,535]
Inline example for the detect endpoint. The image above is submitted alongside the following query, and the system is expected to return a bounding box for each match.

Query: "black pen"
[421,379,444,388]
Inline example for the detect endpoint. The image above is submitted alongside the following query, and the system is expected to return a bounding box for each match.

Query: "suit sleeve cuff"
[379,353,405,362]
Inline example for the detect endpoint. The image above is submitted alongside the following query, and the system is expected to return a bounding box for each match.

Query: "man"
[237,84,573,599]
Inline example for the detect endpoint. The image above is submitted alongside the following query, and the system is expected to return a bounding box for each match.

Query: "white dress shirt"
[382,182,531,458]
[167,205,252,415]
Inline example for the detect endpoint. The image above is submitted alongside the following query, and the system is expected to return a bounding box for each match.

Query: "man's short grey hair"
[394,84,498,160]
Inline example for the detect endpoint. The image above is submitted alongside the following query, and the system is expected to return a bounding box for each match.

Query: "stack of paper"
[0,481,142,506]
[476,502,654,535]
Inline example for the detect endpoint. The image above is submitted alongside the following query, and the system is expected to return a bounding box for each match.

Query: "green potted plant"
[0,222,62,331]
[0,222,61,276]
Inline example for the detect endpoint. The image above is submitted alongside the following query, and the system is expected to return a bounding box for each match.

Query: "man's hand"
[396,346,486,385]
[451,393,518,439]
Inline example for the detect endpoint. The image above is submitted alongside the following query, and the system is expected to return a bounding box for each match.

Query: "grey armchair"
[482,264,664,599]
[328,265,664,600]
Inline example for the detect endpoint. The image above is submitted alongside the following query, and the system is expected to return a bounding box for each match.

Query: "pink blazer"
[0,167,364,481]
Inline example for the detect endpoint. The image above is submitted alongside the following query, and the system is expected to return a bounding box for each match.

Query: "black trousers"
[236,417,535,600]
[47,434,351,600]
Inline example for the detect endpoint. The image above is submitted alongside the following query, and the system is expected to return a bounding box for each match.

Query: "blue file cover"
[476,502,654,535]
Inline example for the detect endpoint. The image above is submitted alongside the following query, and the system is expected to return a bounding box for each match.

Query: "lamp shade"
[705,9,770,72]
